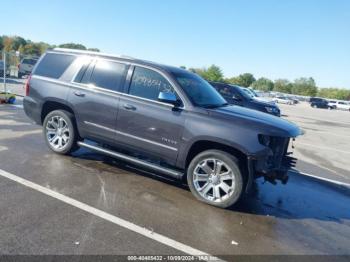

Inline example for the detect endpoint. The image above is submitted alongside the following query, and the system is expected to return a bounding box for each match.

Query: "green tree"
[318,88,350,100]
[274,79,293,93]
[59,43,87,50]
[19,43,42,56]
[202,65,224,82]
[189,65,224,82]
[11,36,27,50]
[251,77,274,91]
[3,36,14,52]
[227,73,256,87]
[292,77,317,96]
[0,36,3,50]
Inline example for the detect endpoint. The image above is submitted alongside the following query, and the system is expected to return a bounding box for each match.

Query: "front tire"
[43,110,79,155]
[187,150,243,208]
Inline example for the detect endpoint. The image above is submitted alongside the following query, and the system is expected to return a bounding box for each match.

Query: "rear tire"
[187,150,244,208]
[43,110,80,155]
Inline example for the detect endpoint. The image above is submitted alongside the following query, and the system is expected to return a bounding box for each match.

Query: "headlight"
[265,106,277,113]
[258,134,271,147]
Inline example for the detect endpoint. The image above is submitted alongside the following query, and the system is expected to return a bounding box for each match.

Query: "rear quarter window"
[34,53,76,79]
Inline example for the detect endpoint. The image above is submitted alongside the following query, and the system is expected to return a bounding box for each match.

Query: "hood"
[208,105,302,138]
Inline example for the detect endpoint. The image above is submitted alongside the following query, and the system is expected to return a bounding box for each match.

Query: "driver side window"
[128,66,175,101]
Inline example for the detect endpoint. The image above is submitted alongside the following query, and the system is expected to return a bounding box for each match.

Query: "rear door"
[68,58,129,144]
[115,66,185,165]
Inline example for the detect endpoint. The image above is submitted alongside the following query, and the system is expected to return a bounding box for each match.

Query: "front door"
[116,66,185,165]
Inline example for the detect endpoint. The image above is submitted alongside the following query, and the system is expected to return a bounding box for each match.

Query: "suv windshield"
[235,86,254,100]
[173,72,227,108]
[242,88,256,98]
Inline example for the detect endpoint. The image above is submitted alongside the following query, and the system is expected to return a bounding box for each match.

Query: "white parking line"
[0,168,222,259]
[296,142,350,154]
[11,104,23,109]
[290,169,350,188]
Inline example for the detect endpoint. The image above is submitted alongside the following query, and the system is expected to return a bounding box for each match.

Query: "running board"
[77,141,184,179]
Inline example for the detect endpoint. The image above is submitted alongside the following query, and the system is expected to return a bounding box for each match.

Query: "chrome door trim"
[84,121,178,151]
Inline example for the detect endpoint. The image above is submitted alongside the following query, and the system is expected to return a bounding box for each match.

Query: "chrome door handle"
[123,104,136,110]
[74,91,85,97]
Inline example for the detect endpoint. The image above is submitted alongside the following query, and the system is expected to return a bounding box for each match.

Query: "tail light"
[25,74,32,96]
[17,64,20,70]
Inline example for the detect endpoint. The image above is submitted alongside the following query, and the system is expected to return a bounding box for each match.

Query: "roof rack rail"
[52,48,135,60]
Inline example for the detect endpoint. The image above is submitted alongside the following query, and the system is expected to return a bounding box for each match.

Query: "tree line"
[183,65,350,100]
[0,35,100,57]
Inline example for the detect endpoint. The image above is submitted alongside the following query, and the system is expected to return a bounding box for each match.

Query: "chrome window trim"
[84,121,178,151]
[46,51,83,57]
[52,48,135,60]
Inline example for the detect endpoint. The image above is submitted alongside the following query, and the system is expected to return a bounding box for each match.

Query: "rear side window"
[34,53,76,79]
[86,60,127,91]
[128,67,174,101]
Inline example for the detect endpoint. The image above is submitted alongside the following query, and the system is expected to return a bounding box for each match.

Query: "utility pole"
[3,51,6,95]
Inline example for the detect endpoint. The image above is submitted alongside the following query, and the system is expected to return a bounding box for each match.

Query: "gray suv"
[23,48,301,208]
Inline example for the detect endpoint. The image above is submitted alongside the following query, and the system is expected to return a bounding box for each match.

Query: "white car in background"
[328,100,338,109]
[273,96,294,105]
[335,101,350,111]
[241,87,275,104]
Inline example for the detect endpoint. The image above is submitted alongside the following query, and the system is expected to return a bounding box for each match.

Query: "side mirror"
[158,92,179,106]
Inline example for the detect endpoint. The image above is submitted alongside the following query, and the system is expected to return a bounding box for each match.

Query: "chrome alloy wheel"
[46,116,70,150]
[193,158,235,203]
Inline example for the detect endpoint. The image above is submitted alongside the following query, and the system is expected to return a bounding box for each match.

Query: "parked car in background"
[273,96,293,105]
[210,82,281,116]
[0,60,4,77]
[24,48,301,208]
[328,100,338,109]
[0,60,10,77]
[289,96,299,104]
[241,87,275,103]
[310,97,332,109]
[18,58,38,78]
[334,101,350,111]
[241,87,258,97]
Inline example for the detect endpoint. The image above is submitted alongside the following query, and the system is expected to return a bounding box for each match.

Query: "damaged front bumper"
[246,137,298,192]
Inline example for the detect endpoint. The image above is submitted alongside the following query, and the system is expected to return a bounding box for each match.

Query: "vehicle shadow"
[73,148,350,223]
[233,172,350,222]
